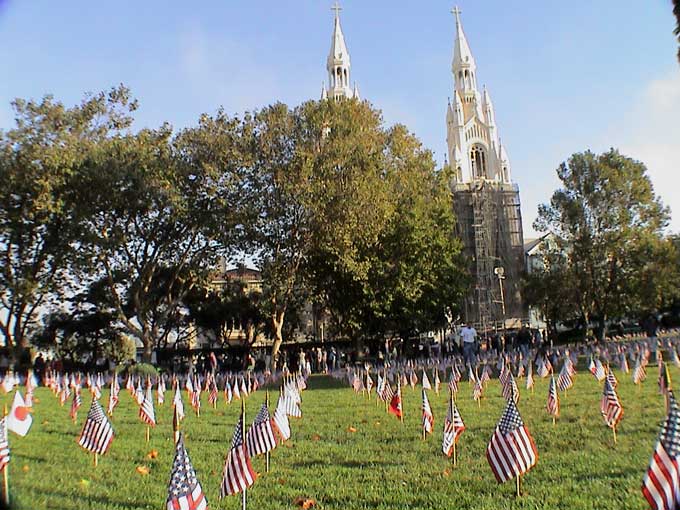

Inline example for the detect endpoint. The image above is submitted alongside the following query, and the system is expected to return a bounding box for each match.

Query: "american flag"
[208,380,218,407]
[486,400,538,483]
[480,364,491,386]
[536,358,552,378]
[380,380,395,402]
[352,372,363,393]
[526,362,535,390]
[246,402,277,457]
[547,375,559,418]
[365,372,374,394]
[472,376,483,402]
[409,371,418,389]
[140,385,156,426]
[172,385,185,422]
[606,365,618,389]
[422,389,434,436]
[448,372,458,395]
[659,360,672,396]
[220,415,257,498]
[557,361,574,392]
[422,370,432,390]
[442,395,465,457]
[25,371,36,407]
[388,381,403,419]
[107,377,120,415]
[224,380,233,404]
[642,390,680,510]
[135,382,145,405]
[619,353,629,374]
[78,399,114,455]
[633,355,647,384]
[499,361,510,388]
[0,417,9,472]
[281,384,302,418]
[157,376,165,405]
[166,433,207,510]
[433,369,441,395]
[501,371,519,404]
[589,357,606,382]
[600,377,623,429]
[70,387,82,420]
[191,380,201,412]
[272,402,291,441]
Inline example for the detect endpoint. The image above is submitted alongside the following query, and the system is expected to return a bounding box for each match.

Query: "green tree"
[534,149,678,338]
[244,99,394,364]
[312,127,467,344]
[0,87,136,352]
[77,108,245,362]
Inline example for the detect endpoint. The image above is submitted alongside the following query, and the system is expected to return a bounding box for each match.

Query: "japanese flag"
[7,391,32,437]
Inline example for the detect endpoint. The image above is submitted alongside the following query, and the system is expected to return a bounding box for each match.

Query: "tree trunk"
[142,333,154,364]
[270,310,285,370]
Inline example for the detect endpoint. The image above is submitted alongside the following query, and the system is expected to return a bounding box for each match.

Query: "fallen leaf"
[347,426,357,433]
[278,478,286,485]
[79,479,91,488]
[33,398,40,404]
[374,421,381,426]
[443,469,450,477]
[22,465,29,473]
[41,420,49,426]
[146,449,159,459]
[311,434,321,441]
[136,466,150,476]
[293,496,316,509]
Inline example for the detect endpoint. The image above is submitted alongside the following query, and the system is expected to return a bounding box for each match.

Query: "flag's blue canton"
[499,401,523,435]
[232,416,244,449]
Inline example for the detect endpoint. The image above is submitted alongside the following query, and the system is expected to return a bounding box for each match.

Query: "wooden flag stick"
[93,453,98,467]
[612,425,617,445]
[265,390,270,474]
[173,406,180,445]
[3,404,8,507]
[516,474,521,497]
[242,398,247,510]
[146,425,150,443]
[552,416,556,427]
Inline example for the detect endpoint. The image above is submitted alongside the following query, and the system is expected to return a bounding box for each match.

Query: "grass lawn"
[0,368,669,510]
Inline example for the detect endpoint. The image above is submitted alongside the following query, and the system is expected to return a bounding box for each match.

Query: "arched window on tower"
[470,145,487,179]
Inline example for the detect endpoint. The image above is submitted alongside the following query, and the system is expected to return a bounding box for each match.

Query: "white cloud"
[613,70,680,233]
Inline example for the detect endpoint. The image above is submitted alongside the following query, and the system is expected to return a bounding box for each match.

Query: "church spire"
[325,2,356,100]
[451,7,477,95]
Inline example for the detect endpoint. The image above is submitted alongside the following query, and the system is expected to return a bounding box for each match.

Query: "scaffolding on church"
[452,180,525,332]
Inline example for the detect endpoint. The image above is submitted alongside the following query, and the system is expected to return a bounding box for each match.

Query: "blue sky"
[1,0,678,237]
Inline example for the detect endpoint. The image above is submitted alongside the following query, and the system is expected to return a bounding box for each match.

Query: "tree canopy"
[528,149,679,339]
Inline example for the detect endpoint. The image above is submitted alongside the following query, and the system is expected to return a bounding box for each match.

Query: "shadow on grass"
[30,486,151,510]
[291,459,401,469]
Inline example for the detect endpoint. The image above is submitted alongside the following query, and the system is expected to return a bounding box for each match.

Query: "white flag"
[7,391,32,437]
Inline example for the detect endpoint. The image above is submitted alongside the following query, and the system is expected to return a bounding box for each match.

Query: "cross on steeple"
[451,6,462,23]
[332,1,342,18]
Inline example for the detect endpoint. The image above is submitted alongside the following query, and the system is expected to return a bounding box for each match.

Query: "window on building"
[470,145,487,179]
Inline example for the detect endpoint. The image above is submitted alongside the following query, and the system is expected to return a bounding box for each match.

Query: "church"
[319,6,526,332]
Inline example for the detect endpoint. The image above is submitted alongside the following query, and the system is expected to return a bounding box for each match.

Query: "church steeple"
[324,2,357,100]
[451,6,477,96]
[446,8,512,184]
